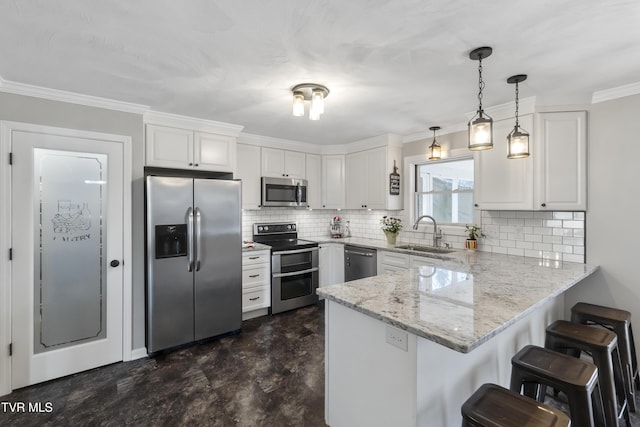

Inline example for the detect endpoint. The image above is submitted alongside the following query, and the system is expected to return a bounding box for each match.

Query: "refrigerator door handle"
[195,207,202,271]
[187,207,194,272]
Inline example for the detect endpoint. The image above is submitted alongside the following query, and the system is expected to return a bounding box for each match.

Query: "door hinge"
[8,248,12,260]
[9,343,12,356]
[8,152,12,165]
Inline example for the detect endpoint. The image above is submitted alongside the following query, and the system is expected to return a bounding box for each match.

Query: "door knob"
[110,260,120,267]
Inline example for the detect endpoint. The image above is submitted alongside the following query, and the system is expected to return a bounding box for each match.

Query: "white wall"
[565,94,640,344]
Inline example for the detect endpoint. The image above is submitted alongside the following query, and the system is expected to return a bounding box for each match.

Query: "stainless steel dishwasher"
[344,245,377,281]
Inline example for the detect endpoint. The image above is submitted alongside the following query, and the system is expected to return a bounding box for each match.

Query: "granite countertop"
[242,242,271,252]
[316,250,599,353]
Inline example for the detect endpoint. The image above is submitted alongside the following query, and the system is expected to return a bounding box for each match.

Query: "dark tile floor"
[3,301,640,426]
[1,303,326,427]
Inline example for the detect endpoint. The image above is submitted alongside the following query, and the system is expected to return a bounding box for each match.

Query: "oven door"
[271,247,318,314]
[261,177,308,207]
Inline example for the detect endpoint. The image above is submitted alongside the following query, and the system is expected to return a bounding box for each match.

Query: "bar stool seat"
[546,320,630,427]
[571,302,639,412]
[461,383,571,427]
[510,345,604,427]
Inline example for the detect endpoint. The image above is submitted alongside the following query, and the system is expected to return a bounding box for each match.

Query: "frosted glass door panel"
[34,149,107,353]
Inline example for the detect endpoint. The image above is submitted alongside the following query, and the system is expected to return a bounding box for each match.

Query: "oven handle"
[273,267,319,278]
[272,247,319,256]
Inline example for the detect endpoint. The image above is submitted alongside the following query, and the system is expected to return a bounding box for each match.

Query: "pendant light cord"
[514,82,520,128]
[477,56,485,112]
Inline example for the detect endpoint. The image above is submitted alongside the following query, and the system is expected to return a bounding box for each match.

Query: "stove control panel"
[254,222,297,236]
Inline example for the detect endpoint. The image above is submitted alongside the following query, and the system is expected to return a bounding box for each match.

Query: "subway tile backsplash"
[242,208,585,263]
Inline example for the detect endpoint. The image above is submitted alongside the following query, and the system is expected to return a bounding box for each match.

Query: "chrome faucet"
[412,215,441,247]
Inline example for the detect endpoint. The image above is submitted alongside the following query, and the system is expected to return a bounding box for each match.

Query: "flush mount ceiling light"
[506,74,530,159]
[291,83,330,121]
[468,47,494,151]
[428,126,442,160]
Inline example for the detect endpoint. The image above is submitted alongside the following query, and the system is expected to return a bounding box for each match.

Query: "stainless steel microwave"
[261,177,308,207]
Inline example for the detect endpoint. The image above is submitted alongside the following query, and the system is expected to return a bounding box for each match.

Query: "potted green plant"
[465,224,485,250]
[380,216,402,245]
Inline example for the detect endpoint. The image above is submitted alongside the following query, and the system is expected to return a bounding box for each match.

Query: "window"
[415,158,474,225]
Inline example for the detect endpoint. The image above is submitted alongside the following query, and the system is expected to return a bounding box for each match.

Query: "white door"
[10,125,125,389]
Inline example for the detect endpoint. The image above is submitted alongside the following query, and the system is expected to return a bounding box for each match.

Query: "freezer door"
[193,179,242,339]
[146,176,195,352]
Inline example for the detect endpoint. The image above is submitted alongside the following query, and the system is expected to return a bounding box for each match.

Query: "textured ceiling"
[0,0,639,144]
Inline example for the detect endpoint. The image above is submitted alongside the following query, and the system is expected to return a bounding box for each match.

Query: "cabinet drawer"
[242,250,270,266]
[379,251,410,268]
[242,265,270,289]
[242,287,270,312]
[379,264,407,275]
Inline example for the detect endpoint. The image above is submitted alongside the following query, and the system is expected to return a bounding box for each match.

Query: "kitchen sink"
[395,244,455,254]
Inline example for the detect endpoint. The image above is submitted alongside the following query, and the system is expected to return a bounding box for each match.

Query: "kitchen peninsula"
[317,251,598,427]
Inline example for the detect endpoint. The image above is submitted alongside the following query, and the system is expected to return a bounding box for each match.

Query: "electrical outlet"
[385,325,408,351]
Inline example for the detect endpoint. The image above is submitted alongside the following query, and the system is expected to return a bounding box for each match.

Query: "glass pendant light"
[506,74,530,159]
[428,126,442,160]
[292,91,305,117]
[468,47,494,151]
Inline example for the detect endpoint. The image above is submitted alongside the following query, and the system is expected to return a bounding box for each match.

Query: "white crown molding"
[402,123,467,144]
[144,111,244,137]
[591,81,640,104]
[0,76,149,114]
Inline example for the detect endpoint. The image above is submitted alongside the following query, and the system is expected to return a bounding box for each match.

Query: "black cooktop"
[252,222,318,252]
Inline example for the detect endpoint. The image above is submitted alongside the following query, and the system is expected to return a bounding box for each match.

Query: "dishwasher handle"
[344,248,375,257]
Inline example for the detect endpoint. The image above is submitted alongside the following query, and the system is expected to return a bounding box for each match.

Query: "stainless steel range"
[253,222,319,314]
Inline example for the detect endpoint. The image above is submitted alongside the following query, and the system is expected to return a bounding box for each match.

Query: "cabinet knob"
[194,163,199,167]
[322,205,326,208]
[474,203,479,207]
[188,162,193,166]
[541,203,546,207]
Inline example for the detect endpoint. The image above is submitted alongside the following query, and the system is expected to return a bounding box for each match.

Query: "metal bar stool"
[546,320,630,427]
[510,345,605,427]
[461,383,571,427]
[571,302,639,412]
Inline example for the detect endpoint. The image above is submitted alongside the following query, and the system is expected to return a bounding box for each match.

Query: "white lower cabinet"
[377,250,442,274]
[319,243,345,287]
[242,249,271,319]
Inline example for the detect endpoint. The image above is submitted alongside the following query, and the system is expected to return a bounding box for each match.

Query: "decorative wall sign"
[389,160,400,195]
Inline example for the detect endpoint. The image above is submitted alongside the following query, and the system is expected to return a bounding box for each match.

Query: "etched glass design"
[34,149,107,353]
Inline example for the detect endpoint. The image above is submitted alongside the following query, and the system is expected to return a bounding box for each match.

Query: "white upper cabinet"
[534,111,587,211]
[236,144,262,210]
[346,145,402,210]
[306,154,322,209]
[145,123,236,172]
[322,155,346,209]
[474,112,587,211]
[146,124,194,169]
[261,147,306,179]
[194,132,235,172]
[474,115,534,210]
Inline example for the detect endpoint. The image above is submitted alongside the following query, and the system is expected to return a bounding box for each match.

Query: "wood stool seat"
[510,345,604,427]
[571,302,639,412]
[461,383,571,427]
[546,320,630,427]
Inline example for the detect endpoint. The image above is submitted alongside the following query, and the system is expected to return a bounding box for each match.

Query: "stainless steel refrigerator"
[146,175,241,353]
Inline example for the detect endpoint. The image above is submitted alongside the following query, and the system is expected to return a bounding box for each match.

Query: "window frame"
[403,149,479,235]
[414,157,474,225]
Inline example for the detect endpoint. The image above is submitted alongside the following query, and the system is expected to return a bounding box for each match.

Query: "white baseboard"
[130,347,148,360]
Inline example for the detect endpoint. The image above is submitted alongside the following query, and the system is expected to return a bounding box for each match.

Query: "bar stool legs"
[546,320,630,427]
[510,345,604,427]
[571,302,640,413]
